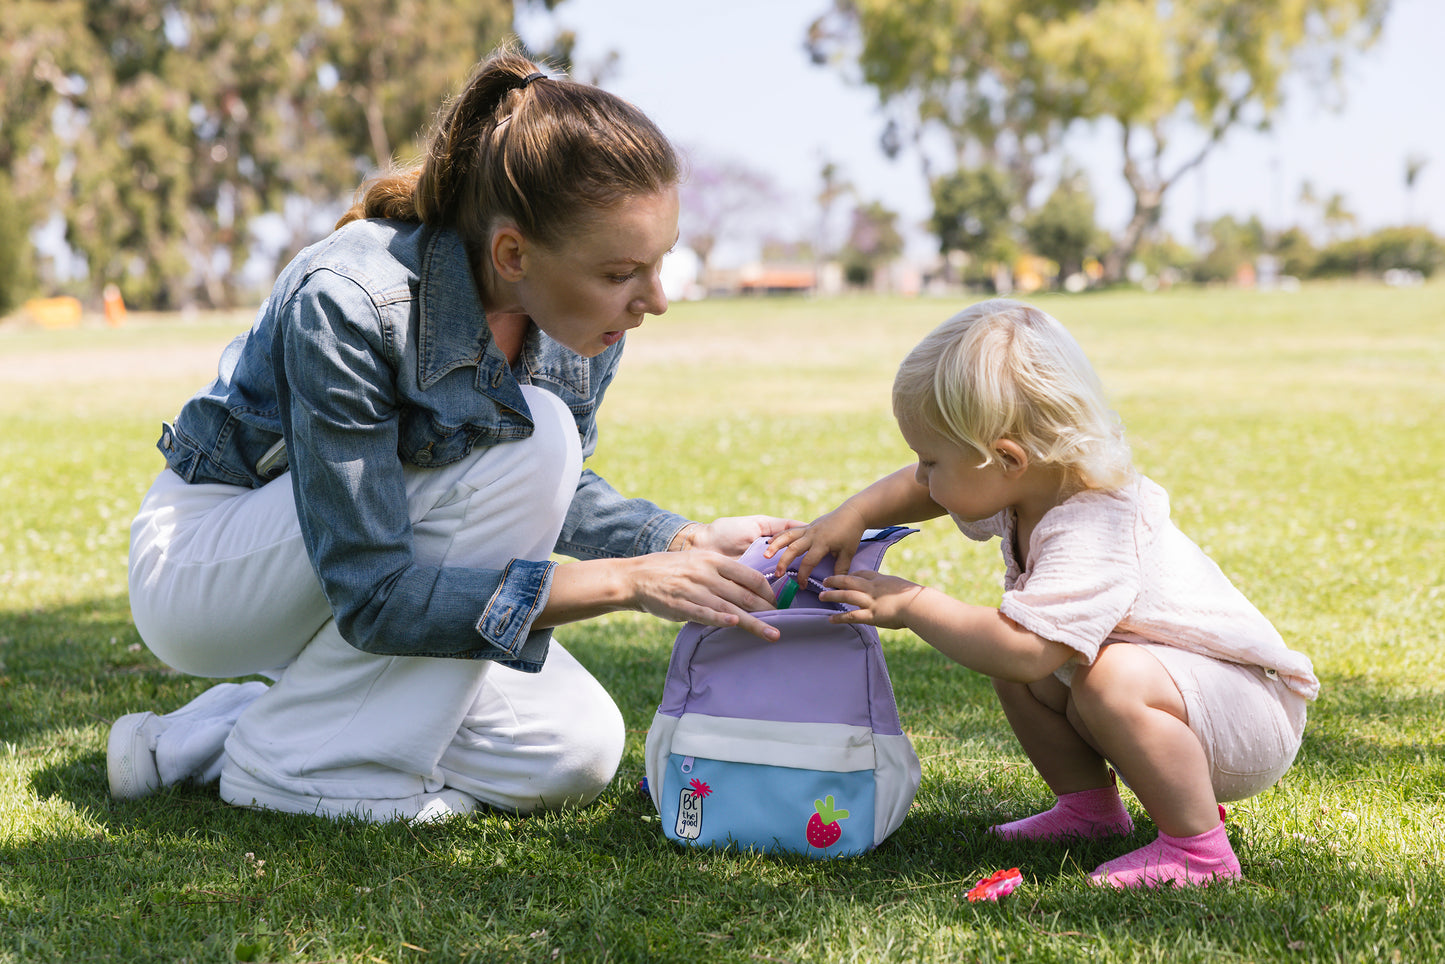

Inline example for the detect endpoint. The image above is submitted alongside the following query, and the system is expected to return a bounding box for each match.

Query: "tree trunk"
[1104,198,1158,283]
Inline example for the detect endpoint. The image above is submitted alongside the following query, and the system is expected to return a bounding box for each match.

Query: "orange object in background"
[24,296,83,329]
[103,284,127,326]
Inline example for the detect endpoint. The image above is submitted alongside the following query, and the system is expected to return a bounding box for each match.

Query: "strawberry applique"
[806,795,849,849]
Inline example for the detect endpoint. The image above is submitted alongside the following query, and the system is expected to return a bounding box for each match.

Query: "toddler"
[768,299,1317,889]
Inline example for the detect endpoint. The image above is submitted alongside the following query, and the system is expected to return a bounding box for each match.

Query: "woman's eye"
[608,271,636,284]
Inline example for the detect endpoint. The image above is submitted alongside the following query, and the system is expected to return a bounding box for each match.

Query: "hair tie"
[520,71,547,88]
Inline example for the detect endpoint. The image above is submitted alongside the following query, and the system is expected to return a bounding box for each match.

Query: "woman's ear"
[993,439,1029,477]
[490,225,526,282]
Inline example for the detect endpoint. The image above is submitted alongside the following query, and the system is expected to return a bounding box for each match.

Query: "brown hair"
[336,45,679,251]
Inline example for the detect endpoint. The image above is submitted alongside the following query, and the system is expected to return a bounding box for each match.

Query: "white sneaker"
[107,712,163,799]
[219,764,480,824]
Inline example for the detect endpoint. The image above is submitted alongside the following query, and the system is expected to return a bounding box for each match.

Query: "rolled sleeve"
[475,558,557,671]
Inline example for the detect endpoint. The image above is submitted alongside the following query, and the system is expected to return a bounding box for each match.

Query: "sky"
[517,0,1445,266]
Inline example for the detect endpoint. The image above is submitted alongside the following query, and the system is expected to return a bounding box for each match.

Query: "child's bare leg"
[994,675,1111,792]
[1068,645,1217,836]
[988,675,1132,841]
[1069,644,1238,888]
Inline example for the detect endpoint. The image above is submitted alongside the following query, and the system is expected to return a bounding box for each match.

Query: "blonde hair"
[336,45,679,251]
[893,299,1133,491]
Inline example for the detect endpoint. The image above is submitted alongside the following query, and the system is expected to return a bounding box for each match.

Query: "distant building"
[737,263,816,295]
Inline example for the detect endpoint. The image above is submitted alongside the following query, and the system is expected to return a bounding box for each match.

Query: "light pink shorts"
[1134,642,1308,802]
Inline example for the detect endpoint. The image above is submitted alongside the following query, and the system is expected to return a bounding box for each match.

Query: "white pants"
[127,386,625,813]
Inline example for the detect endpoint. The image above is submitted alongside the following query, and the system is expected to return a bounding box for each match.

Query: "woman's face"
[515,187,680,357]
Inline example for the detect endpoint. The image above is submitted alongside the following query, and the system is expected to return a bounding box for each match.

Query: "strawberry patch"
[806,795,849,849]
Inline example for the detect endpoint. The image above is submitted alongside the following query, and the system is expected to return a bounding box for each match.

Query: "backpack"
[643,527,922,858]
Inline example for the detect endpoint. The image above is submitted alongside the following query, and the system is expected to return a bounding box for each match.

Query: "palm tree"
[1322,193,1357,244]
[1404,153,1429,224]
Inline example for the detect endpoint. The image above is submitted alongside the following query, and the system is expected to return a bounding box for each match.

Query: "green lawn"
[1,283,1442,962]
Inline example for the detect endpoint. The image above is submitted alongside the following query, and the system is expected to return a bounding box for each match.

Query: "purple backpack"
[644,527,922,857]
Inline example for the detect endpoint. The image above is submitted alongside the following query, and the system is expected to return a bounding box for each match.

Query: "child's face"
[899,417,1017,523]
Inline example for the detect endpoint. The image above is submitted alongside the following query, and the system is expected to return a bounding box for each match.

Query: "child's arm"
[766,466,946,585]
[820,571,1075,683]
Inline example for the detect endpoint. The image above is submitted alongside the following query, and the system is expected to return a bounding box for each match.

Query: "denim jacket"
[156,219,689,670]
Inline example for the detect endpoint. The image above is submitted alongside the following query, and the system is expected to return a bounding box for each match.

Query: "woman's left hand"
[674,515,805,557]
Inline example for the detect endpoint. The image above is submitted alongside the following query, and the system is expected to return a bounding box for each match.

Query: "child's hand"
[765,504,868,586]
[679,515,806,557]
[819,571,926,631]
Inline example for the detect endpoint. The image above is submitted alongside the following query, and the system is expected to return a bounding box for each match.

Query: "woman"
[111,47,796,822]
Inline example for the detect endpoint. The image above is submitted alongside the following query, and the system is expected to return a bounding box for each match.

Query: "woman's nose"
[633,271,668,316]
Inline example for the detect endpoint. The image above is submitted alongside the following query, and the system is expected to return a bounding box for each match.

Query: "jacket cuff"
[475,558,555,659]
[632,510,693,556]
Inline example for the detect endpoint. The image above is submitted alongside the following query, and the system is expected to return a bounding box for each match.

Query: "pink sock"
[1089,820,1241,889]
[989,780,1134,842]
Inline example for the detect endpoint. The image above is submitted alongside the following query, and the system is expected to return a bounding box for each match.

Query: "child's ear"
[993,439,1029,476]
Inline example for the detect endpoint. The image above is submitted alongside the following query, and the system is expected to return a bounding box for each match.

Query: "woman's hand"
[819,571,926,631]
[763,503,870,587]
[672,515,804,557]
[629,550,783,640]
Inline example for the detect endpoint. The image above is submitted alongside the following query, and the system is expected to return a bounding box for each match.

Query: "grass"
[1,282,1443,962]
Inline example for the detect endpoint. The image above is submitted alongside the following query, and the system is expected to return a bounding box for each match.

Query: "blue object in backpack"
[644,527,922,857]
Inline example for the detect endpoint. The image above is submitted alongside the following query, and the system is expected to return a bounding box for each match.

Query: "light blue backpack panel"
[644,527,922,858]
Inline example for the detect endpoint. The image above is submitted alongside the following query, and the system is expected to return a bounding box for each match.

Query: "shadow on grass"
[8,593,1445,962]
[0,595,209,742]
[12,594,1445,812]
[14,732,1445,960]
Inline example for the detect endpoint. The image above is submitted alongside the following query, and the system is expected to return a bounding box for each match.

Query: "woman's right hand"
[763,503,870,588]
[627,550,782,641]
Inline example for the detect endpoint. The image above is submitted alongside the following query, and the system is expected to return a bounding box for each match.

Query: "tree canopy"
[1,0,559,310]
[808,0,1390,280]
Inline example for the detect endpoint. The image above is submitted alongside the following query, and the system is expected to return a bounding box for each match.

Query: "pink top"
[955,475,1319,700]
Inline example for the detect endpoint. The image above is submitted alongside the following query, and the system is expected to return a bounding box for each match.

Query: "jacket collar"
[412,226,532,417]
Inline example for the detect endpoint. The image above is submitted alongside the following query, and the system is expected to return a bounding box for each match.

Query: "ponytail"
[334,44,678,247]
[336,169,423,229]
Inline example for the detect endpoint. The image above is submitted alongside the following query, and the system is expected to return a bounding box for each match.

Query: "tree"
[808,0,1389,281]
[0,184,38,316]
[1271,226,1319,279]
[1194,214,1268,283]
[839,200,905,288]
[814,159,854,264]
[1,0,543,310]
[1404,153,1429,224]
[1023,169,1102,285]
[0,2,103,306]
[807,0,1066,202]
[928,165,1017,289]
[1322,192,1358,243]
[1313,226,1445,280]
[677,151,781,278]
[316,0,517,174]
